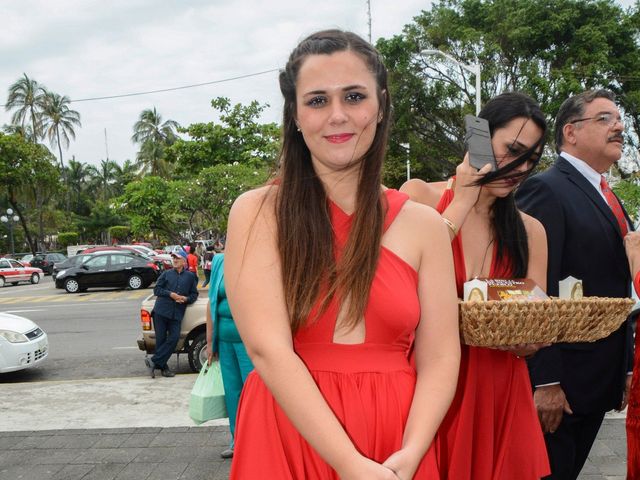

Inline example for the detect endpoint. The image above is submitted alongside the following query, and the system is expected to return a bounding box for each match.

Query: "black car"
[54,252,159,293]
[52,254,95,280]
[30,253,67,275]
[51,250,154,280]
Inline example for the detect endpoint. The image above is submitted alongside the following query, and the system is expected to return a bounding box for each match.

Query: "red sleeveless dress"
[626,276,640,478]
[230,189,440,479]
[434,186,550,479]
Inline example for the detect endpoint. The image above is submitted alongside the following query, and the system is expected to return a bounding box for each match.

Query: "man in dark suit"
[516,89,633,479]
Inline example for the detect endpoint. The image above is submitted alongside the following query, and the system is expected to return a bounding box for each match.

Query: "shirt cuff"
[535,381,561,388]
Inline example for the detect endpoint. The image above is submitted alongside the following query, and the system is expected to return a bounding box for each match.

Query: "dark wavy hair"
[276,29,392,333]
[474,92,547,277]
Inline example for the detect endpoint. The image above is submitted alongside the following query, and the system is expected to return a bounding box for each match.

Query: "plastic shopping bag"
[189,361,227,424]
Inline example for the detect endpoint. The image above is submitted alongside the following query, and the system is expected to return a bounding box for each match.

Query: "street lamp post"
[400,142,411,181]
[420,49,481,115]
[1,208,20,255]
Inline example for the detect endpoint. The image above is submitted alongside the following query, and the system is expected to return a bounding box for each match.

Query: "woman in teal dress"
[206,253,254,459]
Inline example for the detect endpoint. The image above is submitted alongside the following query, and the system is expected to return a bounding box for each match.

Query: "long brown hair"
[276,30,392,333]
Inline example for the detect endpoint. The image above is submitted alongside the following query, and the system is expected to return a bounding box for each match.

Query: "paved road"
[0,276,199,382]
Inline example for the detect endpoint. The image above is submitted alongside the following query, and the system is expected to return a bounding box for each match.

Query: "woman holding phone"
[401,92,550,478]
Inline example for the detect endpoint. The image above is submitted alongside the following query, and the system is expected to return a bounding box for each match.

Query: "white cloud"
[15,0,634,166]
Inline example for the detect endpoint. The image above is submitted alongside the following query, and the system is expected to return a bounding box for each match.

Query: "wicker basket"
[459,297,634,347]
[555,297,635,343]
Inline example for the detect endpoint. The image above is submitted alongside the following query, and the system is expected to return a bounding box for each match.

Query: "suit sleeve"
[516,176,565,386]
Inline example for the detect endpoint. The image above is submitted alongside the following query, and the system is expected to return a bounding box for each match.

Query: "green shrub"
[109,225,130,242]
[57,232,79,248]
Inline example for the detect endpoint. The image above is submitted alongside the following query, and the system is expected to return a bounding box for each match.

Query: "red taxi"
[0,258,43,287]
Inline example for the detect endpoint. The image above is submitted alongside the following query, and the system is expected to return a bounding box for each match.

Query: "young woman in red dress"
[224,30,461,479]
[401,92,551,479]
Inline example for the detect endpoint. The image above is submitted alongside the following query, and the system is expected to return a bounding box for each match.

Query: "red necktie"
[600,176,628,237]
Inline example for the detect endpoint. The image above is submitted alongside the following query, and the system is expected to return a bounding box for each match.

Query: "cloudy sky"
[1,0,635,167]
[0,0,431,166]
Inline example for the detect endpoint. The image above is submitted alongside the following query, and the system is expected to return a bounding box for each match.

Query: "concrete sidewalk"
[0,375,628,479]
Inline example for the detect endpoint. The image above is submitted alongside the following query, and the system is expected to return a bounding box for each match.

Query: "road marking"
[2,309,45,314]
[25,295,64,303]
[0,290,152,304]
[0,298,25,304]
[0,285,54,295]
[1,301,134,311]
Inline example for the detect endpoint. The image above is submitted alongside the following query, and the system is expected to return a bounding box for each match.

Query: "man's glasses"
[569,112,624,128]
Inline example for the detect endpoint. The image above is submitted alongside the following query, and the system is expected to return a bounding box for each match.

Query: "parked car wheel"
[127,274,143,290]
[0,276,5,288]
[64,278,80,293]
[30,273,40,284]
[188,332,207,372]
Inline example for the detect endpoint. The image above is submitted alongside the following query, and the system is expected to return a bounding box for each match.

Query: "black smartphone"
[464,114,496,171]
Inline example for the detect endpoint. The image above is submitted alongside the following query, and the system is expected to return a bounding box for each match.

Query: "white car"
[0,313,48,373]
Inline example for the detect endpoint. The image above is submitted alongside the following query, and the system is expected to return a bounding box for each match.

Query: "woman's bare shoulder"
[231,185,277,215]
[396,197,446,236]
[399,179,448,208]
[520,211,546,240]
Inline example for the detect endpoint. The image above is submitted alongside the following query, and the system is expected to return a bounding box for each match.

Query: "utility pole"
[366,0,372,43]
[104,128,109,161]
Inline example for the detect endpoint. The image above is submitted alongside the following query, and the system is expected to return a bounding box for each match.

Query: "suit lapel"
[556,156,627,238]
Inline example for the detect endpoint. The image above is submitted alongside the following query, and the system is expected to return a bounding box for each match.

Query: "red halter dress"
[434,186,550,479]
[230,189,440,479]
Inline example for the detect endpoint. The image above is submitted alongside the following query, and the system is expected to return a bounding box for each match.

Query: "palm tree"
[113,159,139,194]
[131,107,179,177]
[88,159,118,201]
[1,124,32,138]
[66,157,92,213]
[40,91,81,172]
[5,73,46,142]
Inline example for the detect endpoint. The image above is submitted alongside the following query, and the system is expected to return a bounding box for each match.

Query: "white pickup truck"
[136,294,208,372]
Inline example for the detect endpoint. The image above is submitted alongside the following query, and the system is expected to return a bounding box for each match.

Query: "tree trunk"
[56,127,70,212]
[33,188,46,251]
[8,197,36,254]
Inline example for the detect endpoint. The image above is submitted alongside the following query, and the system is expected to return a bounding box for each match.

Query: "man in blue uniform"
[145,250,199,378]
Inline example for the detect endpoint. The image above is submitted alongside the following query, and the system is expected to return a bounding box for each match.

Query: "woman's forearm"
[401,351,460,459]
[249,344,364,476]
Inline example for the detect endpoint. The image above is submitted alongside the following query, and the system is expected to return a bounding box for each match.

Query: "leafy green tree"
[4,74,45,142]
[187,162,270,235]
[167,97,280,174]
[0,133,60,252]
[377,0,640,186]
[131,107,180,177]
[117,176,186,241]
[40,91,81,171]
[78,201,127,244]
[614,179,640,223]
